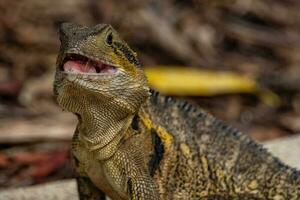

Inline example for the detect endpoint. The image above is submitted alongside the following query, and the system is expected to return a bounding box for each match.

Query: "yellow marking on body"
[273,195,284,200]
[216,169,227,190]
[139,111,173,149]
[139,111,152,129]
[216,169,225,178]
[180,143,191,158]
[201,156,210,177]
[248,180,258,190]
[109,49,137,77]
[156,126,173,148]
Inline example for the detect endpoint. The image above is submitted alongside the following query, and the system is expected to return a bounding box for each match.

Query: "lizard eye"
[106,32,113,45]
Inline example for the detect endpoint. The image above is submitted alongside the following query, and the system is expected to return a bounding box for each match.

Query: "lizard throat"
[61,54,117,74]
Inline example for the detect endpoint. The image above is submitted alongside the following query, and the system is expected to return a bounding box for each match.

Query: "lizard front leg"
[86,159,160,200]
[77,177,106,200]
[127,176,160,200]
[96,147,160,200]
[114,150,160,200]
[73,156,106,200]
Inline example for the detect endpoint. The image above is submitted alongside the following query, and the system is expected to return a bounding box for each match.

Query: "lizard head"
[54,23,149,116]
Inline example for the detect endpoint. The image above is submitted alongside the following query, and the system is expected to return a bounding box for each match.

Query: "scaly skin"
[54,23,300,200]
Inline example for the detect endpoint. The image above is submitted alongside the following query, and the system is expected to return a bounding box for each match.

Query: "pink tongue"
[63,60,96,73]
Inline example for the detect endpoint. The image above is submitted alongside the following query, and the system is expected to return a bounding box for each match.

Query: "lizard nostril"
[95,66,101,73]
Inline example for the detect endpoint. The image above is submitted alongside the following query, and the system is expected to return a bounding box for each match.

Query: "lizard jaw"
[61,54,117,75]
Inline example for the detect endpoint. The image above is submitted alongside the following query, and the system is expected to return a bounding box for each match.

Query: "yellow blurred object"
[144,66,280,106]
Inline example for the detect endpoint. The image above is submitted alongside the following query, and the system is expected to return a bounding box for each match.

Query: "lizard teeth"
[84,59,91,72]
[101,64,117,73]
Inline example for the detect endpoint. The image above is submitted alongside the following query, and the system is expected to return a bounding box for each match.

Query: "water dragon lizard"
[53,23,300,200]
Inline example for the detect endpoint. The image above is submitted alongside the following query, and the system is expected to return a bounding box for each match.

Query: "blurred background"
[0,0,300,189]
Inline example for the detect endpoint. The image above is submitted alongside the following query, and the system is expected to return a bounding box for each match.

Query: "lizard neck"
[77,100,135,160]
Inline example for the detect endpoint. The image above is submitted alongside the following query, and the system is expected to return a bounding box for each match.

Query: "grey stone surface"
[0,135,300,200]
[0,180,78,200]
[264,135,300,170]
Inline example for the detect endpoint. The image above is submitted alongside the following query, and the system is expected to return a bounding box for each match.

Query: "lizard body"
[54,23,300,200]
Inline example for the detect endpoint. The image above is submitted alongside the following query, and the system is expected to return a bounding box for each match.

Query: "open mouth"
[61,54,117,74]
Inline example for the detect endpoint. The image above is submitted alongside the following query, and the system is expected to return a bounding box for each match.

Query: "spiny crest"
[149,89,208,117]
[149,90,245,140]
